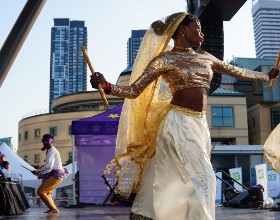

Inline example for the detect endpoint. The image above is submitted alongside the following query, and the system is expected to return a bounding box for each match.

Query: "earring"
[182,32,186,37]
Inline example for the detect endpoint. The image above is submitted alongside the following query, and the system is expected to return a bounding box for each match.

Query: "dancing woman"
[91,12,279,220]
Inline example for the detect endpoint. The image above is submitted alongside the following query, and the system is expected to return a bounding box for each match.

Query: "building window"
[271,106,280,130]
[252,117,255,128]
[212,107,234,127]
[50,127,58,136]
[19,133,21,142]
[34,154,40,163]
[24,131,28,140]
[83,104,99,111]
[35,129,41,138]
[211,138,235,145]
[68,126,72,135]
[68,152,72,161]
[69,106,80,111]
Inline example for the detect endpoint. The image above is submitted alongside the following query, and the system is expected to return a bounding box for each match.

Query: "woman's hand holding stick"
[81,47,110,109]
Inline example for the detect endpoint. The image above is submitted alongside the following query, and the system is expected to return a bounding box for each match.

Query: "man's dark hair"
[42,134,54,139]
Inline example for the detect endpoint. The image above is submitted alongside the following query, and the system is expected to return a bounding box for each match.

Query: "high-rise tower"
[49,19,87,111]
[252,0,280,59]
[127,30,146,67]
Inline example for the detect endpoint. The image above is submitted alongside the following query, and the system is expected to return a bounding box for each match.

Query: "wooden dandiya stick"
[23,157,33,165]
[269,51,280,89]
[21,165,32,172]
[81,47,110,109]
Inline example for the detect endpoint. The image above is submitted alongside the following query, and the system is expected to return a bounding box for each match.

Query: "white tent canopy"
[0,141,40,188]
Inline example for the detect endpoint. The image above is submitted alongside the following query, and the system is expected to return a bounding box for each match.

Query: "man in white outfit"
[32,134,69,214]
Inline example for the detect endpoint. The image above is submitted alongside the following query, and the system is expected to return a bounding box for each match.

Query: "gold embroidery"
[170,104,206,118]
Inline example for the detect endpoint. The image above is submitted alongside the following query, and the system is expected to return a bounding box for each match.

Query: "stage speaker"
[248,184,264,208]
[200,19,224,60]
[223,186,240,202]
[229,190,250,208]
[200,18,224,94]
[248,184,264,202]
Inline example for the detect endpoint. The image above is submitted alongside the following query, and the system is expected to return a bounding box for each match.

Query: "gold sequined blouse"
[110,50,269,98]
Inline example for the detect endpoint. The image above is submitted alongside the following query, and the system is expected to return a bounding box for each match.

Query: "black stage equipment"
[248,184,264,208]
[229,185,264,208]
[229,190,250,208]
[201,19,224,95]
[223,186,240,202]
[101,175,119,206]
[216,170,265,208]
[101,175,136,207]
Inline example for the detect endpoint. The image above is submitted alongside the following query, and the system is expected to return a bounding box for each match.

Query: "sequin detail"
[110,50,269,98]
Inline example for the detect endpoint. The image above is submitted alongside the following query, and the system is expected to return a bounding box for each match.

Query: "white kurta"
[40,146,63,174]
[131,109,216,220]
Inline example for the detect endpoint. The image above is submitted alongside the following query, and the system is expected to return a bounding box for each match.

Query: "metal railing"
[21,108,49,120]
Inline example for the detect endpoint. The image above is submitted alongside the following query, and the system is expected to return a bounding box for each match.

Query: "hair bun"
[151,13,187,36]
[151,20,165,36]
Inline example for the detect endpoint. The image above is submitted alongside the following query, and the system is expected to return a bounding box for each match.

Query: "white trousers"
[131,109,216,220]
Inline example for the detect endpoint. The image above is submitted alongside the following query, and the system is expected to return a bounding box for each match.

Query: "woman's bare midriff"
[170,87,208,112]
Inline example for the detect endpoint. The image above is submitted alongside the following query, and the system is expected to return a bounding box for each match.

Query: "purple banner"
[77,135,117,204]
[72,104,123,204]
[76,135,116,146]
[72,104,123,135]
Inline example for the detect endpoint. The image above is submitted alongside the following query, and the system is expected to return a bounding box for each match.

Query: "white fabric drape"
[131,109,216,220]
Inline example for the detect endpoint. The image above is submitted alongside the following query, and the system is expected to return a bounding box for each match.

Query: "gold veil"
[262,56,280,174]
[263,123,280,173]
[114,12,187,198]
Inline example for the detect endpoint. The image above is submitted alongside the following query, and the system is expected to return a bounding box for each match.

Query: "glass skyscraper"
[0,137,13,150]
[49,19,87,111]
[252,0,280,59]
[127,30,146,67]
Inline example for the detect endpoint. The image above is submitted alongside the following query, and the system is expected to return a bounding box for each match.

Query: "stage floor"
[1,205,280,219]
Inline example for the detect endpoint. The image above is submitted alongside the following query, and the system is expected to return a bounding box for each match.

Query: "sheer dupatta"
[114,12,187,198]
[263,123,280,174]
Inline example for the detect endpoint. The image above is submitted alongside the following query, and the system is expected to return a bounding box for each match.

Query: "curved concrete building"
[17,63,132,166]
[18,91,123,166]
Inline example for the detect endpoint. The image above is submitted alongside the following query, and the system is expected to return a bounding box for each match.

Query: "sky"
[0,0,256,150]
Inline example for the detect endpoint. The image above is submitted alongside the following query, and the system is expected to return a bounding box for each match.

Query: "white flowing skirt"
[131,108,216,220]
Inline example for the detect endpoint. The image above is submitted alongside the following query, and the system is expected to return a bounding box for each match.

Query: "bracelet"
[104,82,111,94]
